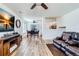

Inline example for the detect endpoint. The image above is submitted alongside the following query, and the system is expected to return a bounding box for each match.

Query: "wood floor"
[11,34,53,56]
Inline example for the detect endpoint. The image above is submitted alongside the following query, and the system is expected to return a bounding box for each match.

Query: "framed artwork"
[49,24,57,29]
[49,22,57,29]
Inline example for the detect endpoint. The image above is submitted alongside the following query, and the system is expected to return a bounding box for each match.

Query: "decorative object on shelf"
[16,19,21,28]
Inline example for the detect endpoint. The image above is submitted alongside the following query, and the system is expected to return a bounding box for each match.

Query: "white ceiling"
[3,3,79,19]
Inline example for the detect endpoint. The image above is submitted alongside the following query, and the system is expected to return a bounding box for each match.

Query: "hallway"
[12,34,53,56]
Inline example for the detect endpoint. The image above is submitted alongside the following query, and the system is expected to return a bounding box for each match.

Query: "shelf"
[10,40,16,48]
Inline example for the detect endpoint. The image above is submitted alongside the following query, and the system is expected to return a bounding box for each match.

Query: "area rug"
[46,44,65,56]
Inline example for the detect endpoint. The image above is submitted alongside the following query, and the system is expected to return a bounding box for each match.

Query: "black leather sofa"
[53,32,79,56]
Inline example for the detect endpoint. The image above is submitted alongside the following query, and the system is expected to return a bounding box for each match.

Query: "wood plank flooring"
[11,35,53,56]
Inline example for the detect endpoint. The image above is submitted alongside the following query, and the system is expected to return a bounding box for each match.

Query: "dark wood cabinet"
[0,34,22,56]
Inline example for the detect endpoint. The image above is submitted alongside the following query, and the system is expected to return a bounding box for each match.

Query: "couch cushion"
[53,39,64,45]
[65,45,79,56]
[67,40,77,46]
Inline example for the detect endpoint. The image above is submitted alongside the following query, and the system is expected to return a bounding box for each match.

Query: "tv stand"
[0,33,22,56]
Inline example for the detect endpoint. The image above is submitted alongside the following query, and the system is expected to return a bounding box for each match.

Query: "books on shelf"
[10,44,17,53]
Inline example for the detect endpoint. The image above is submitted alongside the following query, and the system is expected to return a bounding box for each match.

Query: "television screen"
[0,8,15,32]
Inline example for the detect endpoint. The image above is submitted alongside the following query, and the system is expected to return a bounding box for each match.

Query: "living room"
[0,3,79,56]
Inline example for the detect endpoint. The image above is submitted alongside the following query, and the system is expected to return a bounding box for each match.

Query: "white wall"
[0,4,23,37]
[42,7,79,40]
[61,8,79,32]
[42,18,65,40]
[22,21,28,34]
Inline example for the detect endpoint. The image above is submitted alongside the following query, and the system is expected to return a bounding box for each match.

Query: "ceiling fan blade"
[30,3,36,9]
[41,3,48,9]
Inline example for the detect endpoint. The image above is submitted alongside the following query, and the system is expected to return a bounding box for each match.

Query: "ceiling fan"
[30,3,48,10]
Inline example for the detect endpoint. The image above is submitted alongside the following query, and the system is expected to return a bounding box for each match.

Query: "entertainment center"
[0,8,22,56]
[0,33,22,56]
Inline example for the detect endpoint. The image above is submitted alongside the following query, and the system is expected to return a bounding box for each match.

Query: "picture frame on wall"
[49,24,57,29]
[49,22,57,29]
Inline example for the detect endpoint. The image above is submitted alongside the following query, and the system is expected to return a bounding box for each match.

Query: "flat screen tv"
[0,8,15,32]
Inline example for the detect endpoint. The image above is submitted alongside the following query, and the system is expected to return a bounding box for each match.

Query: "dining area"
[27,20,40,39]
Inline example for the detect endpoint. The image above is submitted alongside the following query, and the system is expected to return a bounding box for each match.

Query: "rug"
[46,44,65,56]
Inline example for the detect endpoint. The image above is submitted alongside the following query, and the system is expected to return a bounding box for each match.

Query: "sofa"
[53,32,79,56]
